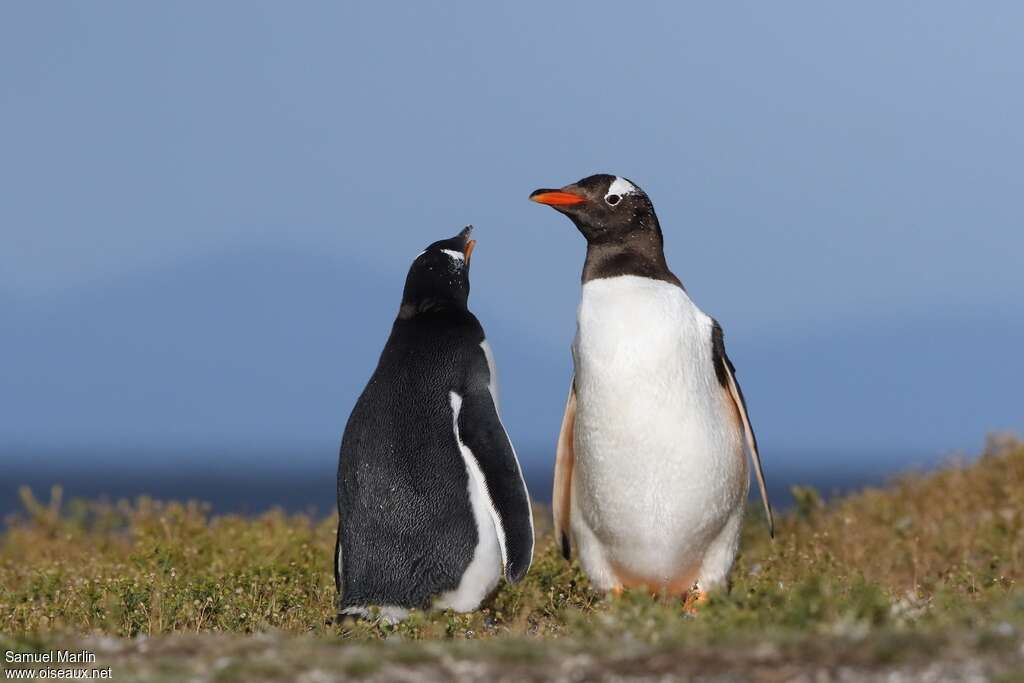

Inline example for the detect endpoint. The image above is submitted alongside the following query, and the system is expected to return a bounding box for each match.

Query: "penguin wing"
[456,380,535,583]
[553,377,576,560]
[711,321,775,537]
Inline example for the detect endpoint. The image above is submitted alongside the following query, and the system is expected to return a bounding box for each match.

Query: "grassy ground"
[2,436,1024,681]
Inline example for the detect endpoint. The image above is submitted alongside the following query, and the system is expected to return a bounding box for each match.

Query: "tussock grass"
[2,436,1023,651]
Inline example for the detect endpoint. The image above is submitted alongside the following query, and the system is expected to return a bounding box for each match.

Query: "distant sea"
[1,445,954,522]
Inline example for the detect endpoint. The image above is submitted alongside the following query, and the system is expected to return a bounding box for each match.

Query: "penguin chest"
[572,276,747,573]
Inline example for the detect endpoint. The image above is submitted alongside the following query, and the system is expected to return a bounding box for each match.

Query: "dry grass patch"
[2,436,1023,653]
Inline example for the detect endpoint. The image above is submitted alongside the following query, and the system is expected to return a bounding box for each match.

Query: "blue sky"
[2,3,1022,483]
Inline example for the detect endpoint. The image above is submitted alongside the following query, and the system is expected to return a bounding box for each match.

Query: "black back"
[335,227,533,611]
[336,307,484,610]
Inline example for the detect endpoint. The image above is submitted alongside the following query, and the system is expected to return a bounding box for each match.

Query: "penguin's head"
[399,225,476,318]
[529,174,661,245]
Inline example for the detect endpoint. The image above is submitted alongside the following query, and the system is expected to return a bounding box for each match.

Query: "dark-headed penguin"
[335,226,533,622]
[530,175,773,600]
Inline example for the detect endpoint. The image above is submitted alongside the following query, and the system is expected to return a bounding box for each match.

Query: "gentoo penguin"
[529,175,772,598]
[335,226,533,622]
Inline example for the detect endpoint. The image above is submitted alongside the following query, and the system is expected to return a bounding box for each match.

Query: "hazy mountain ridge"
[2,246,1020,463]
[0,245,567,450]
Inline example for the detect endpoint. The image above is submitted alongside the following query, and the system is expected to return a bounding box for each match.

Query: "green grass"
[2,435,1024,674]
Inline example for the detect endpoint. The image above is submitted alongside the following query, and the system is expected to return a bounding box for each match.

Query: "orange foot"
[682,588,707,615]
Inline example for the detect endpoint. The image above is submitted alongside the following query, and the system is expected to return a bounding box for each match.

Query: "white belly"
[571,276,747,587]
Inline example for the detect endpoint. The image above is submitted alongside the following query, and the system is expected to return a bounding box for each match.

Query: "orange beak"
[464,239,476,264]
[529,189,587,206]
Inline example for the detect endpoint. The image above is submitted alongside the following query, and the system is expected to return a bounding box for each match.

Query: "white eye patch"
[414,248,464,265]
[440,249,465,263]
[605,176,638,202]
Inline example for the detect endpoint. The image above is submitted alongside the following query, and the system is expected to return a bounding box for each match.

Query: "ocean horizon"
[1,443,956,520]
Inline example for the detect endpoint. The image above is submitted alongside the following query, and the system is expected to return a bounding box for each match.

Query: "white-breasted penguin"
[529,175,773,598]
[335,226,533,622]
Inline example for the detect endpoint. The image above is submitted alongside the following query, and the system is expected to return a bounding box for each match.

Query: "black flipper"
[455,383,534,583]
[711,320,774,537]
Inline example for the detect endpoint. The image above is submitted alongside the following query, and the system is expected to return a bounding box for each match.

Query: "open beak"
[529,188,587,206]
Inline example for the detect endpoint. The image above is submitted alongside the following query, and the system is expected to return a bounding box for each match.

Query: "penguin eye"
[605,194,621,206]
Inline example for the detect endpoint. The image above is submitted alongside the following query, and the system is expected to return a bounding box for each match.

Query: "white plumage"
[569,275,749,592]
[605,176,639,199]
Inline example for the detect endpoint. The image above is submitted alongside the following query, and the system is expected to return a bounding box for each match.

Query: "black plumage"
[335,227,533,615]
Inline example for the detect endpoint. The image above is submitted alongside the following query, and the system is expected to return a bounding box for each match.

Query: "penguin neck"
[581,234,682,288]
[398,294,468,320]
